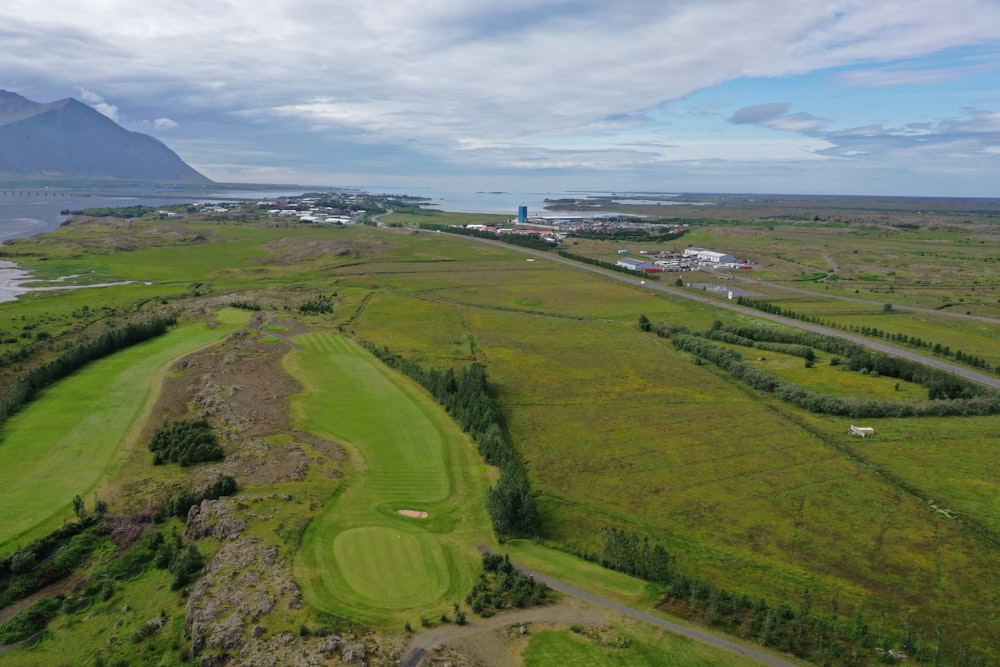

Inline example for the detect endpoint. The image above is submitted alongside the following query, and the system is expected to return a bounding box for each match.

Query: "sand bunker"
[398,509,428,519]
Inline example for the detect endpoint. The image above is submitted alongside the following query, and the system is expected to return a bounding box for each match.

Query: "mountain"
[0,91,211,184]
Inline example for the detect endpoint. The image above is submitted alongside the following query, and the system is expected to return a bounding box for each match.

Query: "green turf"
[288,333,494,625]
[522,628,766,667]
[504,540,657,606]
[0,312,247,551]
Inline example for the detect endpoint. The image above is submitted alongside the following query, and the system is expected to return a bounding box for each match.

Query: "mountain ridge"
[0,91,211,184]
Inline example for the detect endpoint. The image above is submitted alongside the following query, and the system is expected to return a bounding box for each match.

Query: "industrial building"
[683,247,737,264]
[616,257,661,273]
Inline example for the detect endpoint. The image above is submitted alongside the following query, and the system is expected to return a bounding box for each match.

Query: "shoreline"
[0,260,136,303]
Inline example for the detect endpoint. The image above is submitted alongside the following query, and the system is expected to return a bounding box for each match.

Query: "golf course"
[289,333,495,625]
[0,310,248,551]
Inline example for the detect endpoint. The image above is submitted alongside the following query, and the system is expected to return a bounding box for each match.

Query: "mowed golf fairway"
[0,310,248,550]
[290,334,494,624]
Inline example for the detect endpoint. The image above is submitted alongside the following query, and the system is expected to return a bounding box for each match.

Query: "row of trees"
[362,344,538,536]
[421,224,558,252]
[658,576,979,666]
[569,227,686,243]
[599,527,676,583]
[704,325,816,361]
[712,322,990,401]
[645,321,1000,418]
[0,315,177,425]
[556,250,661,280]
[736,297,996,374]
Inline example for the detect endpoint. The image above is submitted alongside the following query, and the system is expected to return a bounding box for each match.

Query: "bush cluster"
[153,474,238,522]
[0,596,62,644]
[298,294,336,314]
[0,516,104,607]
[149,419,223,466]
[465,553,548,616]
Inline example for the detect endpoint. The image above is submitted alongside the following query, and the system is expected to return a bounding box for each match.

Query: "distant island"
[0,90,210,184]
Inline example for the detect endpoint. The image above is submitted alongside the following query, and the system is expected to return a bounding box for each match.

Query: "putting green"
[334,527,447,605]
[0,311,248,550]
[290,333,493,623]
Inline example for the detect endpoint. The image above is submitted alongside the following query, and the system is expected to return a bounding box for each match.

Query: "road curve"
[425,233,1000,391]
[397,565,802,667]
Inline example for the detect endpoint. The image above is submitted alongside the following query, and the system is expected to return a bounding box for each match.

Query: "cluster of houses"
[259,197,360,225]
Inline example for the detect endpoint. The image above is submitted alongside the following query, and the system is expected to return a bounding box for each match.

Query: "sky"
[4,0,1000,197]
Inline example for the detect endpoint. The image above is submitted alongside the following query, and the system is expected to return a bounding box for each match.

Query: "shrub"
[149,419,223,466]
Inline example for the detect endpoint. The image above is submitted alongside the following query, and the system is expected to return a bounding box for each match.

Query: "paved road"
[398,565,802,667]
[437,234,1000,391]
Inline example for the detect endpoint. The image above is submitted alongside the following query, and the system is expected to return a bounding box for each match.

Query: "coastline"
[0,260,136,303]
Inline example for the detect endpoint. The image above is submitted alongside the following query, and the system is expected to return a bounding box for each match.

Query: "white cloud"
[763,113,827,133]
[77,87,120,121]
[4,0,1000,192]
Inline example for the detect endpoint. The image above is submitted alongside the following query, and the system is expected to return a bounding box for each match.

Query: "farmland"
[0,203,997,666]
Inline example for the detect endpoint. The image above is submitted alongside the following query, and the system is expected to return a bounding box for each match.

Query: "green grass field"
[348,236,1000,659]
[1,214,997,663]
[288,333,495,625]
[522,627,767,667]
[0,311,247,551]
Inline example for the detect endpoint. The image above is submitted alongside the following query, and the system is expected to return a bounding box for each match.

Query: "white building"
[684,247,736,264]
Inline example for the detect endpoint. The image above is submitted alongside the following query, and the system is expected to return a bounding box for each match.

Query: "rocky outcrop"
[184,498,247,541]
[185,537,302,657]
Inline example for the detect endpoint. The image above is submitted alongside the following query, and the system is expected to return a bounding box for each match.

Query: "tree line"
[420,223,557,252]
[644,320,1000,418]
[736,297,995,374]
[0,315,176,426]
[599,526,676,583]
[713,322,990,401]
[556,250,661,280]
[361,343,538,537]
[558,519,982,665]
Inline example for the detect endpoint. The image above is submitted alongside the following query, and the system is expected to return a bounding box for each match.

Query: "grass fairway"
[0,310,247,551]
[289,333,494,625]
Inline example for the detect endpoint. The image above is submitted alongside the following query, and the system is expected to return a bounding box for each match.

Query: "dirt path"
[399,571,800,667]
[822,252,839,274]
[0,572,83,650]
